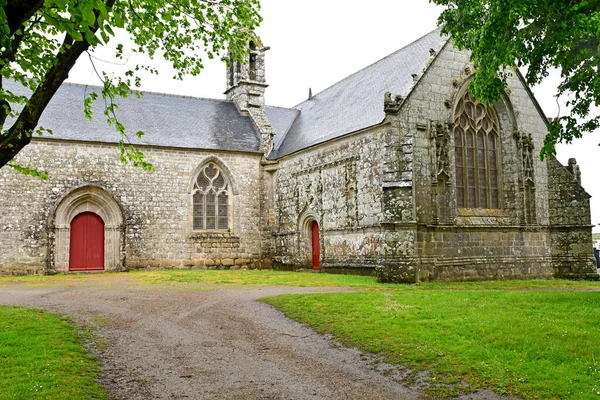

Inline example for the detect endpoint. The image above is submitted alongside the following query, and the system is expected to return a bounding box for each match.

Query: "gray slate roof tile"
[265,106,300,151]
[9,81,263,153]
[271,28,448,158]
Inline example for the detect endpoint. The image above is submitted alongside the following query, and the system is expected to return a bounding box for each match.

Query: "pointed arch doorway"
[299,211,322,271]
[311,221,320,270]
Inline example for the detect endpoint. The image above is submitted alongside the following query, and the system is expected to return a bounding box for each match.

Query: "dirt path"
[0,277,506,399]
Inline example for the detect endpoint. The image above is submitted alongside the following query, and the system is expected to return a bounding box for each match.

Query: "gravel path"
[0,276,507,399]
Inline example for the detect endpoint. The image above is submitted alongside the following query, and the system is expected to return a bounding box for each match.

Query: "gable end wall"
[377,41,596,282]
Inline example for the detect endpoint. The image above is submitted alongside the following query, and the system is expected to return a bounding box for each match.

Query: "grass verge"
[130,269,381,287]
[262,287,600,399]
[0,306,105,399]
[2,269,600,291]
[0,269,382,288]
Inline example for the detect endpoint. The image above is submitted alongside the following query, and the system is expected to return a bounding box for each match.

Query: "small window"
[193,163,229,230]
[249,40,257,80]
[454,91,501,208]
[249,53,257,80]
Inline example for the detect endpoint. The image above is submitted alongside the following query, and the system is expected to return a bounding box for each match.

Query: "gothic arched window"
[193,163,230,230]
[454,91,501,208]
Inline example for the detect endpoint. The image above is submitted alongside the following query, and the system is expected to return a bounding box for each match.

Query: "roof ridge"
[265,104,297,111]
[292,27,446,109]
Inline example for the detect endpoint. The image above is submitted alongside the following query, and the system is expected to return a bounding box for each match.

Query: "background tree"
[0,0,261,177]
[431,0,599,158]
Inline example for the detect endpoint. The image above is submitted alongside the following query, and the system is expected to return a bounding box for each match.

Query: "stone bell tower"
[225,39,274,156]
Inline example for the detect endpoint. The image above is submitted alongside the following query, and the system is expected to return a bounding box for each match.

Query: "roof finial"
[308,87,313,100]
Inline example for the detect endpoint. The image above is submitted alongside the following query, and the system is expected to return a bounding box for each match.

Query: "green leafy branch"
[432,0,600,159]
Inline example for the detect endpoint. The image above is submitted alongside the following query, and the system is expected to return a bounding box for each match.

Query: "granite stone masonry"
[0,29,596,282]
[0,141,264,274]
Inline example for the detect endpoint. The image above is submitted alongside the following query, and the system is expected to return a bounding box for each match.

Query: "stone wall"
[271,125,401,273]
[0,139,264,274]
[546,157,597,279]
[547,157,590,226]
[415,227,553,281]
[376,40,597,282]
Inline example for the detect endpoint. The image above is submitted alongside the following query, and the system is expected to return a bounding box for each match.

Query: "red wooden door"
[69,212,105,271]
[311,221,320,270]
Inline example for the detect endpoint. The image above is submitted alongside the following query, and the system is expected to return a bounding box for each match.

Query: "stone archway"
[298,208,321,269]
[52,185,124,273]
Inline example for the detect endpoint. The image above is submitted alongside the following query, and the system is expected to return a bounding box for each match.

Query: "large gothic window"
[193,163,230,230]
[454,91,501,208]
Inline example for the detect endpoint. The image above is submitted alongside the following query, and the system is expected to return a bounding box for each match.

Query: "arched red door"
[69,212,105,271]
[311,221,320,270]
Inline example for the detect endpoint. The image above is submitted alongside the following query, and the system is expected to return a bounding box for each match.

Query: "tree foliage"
[431,0,600,158]
[0,0,261,177]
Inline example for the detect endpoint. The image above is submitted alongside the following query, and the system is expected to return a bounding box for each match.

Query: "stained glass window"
[454,91,501,208]
[193,163,230,230]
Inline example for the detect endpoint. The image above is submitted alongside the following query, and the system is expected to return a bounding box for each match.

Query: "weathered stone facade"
[0,30,596,281]
[270,125,392,273]
[0,141,264,275]
[266,37,597,282]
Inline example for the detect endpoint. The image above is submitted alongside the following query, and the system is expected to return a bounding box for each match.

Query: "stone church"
[0,29,597,282]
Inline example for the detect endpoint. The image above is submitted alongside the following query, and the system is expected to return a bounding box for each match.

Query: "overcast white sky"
[67,0,599,231]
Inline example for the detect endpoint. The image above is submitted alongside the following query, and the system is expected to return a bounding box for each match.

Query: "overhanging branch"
[0,0,117,168]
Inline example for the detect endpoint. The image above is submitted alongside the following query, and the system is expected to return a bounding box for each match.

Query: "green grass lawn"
[263,285,600,399]
[0,269,382,288]
[2,269,600,291]
[132,269,382,287]
[0,307,105,399]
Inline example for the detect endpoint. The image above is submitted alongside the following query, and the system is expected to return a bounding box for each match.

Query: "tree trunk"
[0,37,91,169]
[0,0,116,169]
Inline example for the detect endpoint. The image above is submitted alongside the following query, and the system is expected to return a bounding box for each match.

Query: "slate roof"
[265,106,300,151]
[7,81,264,153]
[6,28,448,158]
[271,28,448,158]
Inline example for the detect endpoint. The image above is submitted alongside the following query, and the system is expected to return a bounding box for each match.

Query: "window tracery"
[454,91,501,208]
[193,163,229,230]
